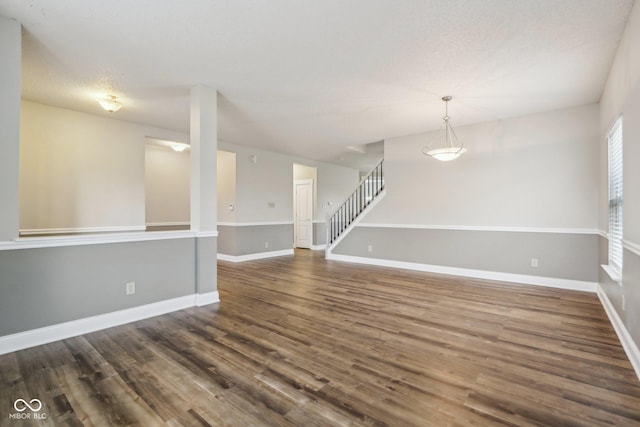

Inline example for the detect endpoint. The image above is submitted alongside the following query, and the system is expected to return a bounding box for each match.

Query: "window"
[607,116,623,277]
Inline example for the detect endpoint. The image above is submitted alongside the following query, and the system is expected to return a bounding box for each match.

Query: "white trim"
[311,244,327,251]
[355,223,602,235]
[146,222,190,227]
[596,285,640,382]
[196,291,220,306]
[0,230,201,251]
[217,249,294,262]
[313,220,325,224]
[217,221,293,227]
[601,264,622,283]
[19,225,145,236]
[0,294,216,355]
[195,231,219,238]
[325,253,597,293]
[623,240,640,258]
[598,230,608,239]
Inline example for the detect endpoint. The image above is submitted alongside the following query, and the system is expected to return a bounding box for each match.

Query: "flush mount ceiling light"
[170,142,189,152]
[422,96,467,161]
[97,95,123,113]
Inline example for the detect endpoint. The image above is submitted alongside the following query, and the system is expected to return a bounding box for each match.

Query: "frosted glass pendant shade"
[422,96,466,161]
[425,146,467,161]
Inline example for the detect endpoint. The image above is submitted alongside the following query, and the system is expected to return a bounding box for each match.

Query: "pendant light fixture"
[97,95,123,113]
[422,96,466,161]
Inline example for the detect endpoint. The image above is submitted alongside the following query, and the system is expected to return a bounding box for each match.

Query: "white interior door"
[295,179,313,248]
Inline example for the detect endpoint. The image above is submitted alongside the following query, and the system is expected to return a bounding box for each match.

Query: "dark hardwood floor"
[2,249,640,426]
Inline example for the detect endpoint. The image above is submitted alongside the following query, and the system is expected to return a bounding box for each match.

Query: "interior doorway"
[294,179,313,248]
[293,164,317,249]
[144,137,191,231]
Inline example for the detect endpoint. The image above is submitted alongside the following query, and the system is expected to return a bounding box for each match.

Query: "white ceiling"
[0,0,635,168]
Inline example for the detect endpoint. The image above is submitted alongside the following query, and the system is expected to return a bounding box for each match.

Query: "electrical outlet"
[531,258,539,268]
[367,245,373,253]
[265,241,269,249]
[126,281,136,295]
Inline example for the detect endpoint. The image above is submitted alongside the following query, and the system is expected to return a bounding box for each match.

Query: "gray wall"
[0,238,198,336]
[598,2,640,356]
[218,224,293,256]
[622,249,640,347]
[599,236,640,348]
[196,236,217,294]
[218,140,358,256]
[314,222,326,246]
[329,103,601,290]
[0,20,219,344]
[217,226,238,256]
[223,142,295,223]
[334,226,599,282]
[219,141,359,224]
[598,236,624,314]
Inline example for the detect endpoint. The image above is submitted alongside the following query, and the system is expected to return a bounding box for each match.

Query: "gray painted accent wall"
[217,226,237,255]
[217,224,293,256]
[0,238,197,337]
[196,236,217,294]
[599,234,640,351]
[333,226,599,282]
[314,222,326,246]
[598,235,624,310]
[623,248,640,349]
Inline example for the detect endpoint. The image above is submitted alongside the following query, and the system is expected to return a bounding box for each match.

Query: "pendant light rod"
[422,95,467,161]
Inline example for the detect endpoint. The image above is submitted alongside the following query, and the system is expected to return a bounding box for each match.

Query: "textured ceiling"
[0,0,635,167]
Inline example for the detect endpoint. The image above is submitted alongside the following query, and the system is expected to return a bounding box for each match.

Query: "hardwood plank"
[1,249,639,426]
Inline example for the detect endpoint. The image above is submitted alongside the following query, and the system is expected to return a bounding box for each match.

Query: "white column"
[190,85,219,304]
[0,16,21,241]
[190,85,218,232]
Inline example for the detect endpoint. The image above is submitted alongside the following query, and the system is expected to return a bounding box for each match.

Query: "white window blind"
[608,116,623,274]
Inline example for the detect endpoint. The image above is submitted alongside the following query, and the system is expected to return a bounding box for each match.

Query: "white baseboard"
[196,291,220,306]
[217,249,294,262]
[311,244,327,251]
[596,285,640,381]
[326,254,597,292]
[0,293,219,355]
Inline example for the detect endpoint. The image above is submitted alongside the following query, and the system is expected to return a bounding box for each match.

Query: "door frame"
[294,178,314,249]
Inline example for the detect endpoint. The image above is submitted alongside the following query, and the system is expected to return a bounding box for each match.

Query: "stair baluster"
[327,159,384,245]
